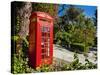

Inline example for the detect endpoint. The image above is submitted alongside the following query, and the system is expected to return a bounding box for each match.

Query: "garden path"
[53,44,97,64]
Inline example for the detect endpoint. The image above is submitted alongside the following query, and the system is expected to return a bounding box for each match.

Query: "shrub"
[59,53,97,70]
[55,31,71,46]
[11,52,97,73]
[71,43,85,52]
[11,54,36,74]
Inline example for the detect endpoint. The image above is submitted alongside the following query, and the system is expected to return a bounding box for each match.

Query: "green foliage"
[55,31,71,46]
[71,43,85,52]
[11,54,36,74]
[11,36,35,74]
[55,31,63,44]
[84,59,97,69]
[66,5,84,21]
[32,3,58,20]
[36,64,52,72]
[11,35,19,41]
[59,53,97,70]
[55,5,96,53]
[15,16,20,34]
[11,52,97,74]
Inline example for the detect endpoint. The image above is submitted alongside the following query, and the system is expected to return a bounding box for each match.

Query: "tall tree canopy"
[55,5,96,52]
[32,2,58,22]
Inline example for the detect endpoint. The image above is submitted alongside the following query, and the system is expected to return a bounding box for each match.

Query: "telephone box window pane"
[47,33,50,37]
[41,44,44,48]
[47,48,49,56]
[47,27,49,32]
[41,26,50,59]
[41,26,50,32]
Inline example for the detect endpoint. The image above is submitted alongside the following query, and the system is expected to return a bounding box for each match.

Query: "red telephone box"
[29,12,53,68]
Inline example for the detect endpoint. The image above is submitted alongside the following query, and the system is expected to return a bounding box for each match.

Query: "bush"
[55,31,71,46]
[11,53,97,73]
[11,54,36,74]
[55,31,63,44]
[60,53,97,70]
[71,43,85,52]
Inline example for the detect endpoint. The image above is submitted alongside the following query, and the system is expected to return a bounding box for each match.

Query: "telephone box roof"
[30,11,53,20]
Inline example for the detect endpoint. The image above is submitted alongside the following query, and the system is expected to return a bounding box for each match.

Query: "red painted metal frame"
[29,12,53,68]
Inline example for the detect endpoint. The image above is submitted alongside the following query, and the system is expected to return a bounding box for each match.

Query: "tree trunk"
[16,2,32,55]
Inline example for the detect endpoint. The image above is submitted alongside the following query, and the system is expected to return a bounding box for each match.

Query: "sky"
[58,4,97,17]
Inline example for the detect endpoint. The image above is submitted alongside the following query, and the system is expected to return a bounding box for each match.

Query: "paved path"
[53,44,97,64]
